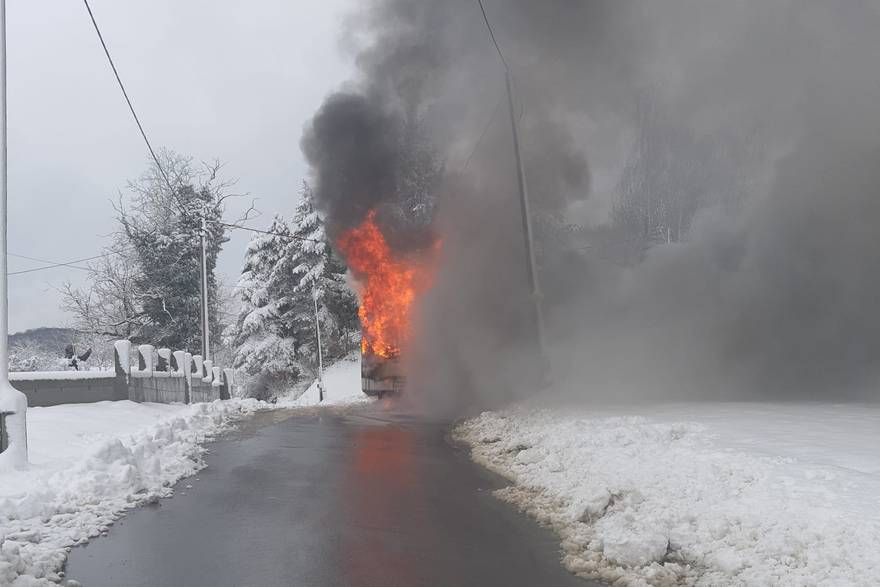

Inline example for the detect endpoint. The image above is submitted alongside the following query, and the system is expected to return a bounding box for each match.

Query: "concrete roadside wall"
[127,344,190,404]
[9,372,127,408]
[11,340,234,407]
[117,342,233,404]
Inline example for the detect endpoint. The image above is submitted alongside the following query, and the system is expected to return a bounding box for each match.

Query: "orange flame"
[337,211,434,359]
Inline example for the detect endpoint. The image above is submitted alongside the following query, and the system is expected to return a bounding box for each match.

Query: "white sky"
[7,0,355,332]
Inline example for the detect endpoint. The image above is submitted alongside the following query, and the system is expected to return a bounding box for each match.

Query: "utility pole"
[199,211,210,361]
[505,70,547,359]
[477,0,547,360]
[313,292,324,403]
[0,0,29,467]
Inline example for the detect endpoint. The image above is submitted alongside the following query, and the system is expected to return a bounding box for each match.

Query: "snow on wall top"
[9,371,117,381]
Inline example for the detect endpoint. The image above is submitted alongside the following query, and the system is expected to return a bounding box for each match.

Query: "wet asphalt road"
[65,405,600,587]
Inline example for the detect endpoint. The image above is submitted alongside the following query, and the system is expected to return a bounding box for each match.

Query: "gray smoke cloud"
[301,92,403,239]
[304,0,880,413]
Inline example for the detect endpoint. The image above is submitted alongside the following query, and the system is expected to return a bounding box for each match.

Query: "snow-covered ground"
[0,399,267,586]
[278,353,370,408]
[456,402,880,586]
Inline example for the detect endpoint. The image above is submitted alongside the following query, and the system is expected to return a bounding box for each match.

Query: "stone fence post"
[110,341,233,405]
[202,360,214,384]
[221,368,234,400]
[133,345,155,378]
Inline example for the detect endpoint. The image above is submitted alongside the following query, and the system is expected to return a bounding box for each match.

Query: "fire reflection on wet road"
[346,425,422,586]
[65,405,600,587]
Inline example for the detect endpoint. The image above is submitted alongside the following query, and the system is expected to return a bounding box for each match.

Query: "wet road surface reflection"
[346,426,421,586]
[64,405,600,587]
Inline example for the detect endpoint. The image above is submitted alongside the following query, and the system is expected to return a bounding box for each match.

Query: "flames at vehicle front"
[336,210,437,396]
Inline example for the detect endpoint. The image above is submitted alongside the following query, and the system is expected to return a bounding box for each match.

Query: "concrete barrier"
[189,355,219,403]
[9,371,127,407]
[11,340,234,407]
[128,344,187,403]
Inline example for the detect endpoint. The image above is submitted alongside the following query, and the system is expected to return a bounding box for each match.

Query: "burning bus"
[337,210,435,397]
[361,348,405,397]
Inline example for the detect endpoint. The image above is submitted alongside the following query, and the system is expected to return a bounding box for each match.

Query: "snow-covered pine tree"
[227,183,358,399]
[228,216,302,389]
[276,182,358,368]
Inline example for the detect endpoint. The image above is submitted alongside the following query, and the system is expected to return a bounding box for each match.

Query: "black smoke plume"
[304,0,880,413]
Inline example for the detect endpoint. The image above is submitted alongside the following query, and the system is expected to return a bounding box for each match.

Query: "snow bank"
[0,399,267,585]
[278,354,370,408]
[455,402,880,586]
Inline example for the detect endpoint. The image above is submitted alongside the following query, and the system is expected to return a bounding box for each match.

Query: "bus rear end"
[361,350,405,398]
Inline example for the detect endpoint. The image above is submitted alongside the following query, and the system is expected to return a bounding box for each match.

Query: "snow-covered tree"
[71,331,117,370]
[279,183,359,364]
[8,341,59,372]
[63,151,231,351]
[227,183,358,398]
[228,216,301,389]
[119,152,229,350]
[209,280,241,371]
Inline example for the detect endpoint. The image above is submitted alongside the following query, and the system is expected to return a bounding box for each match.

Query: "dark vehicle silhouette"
[361,349,404,398]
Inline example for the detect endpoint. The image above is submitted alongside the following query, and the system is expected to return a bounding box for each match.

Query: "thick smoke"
[302,93,402,239]
[304,0,880,412]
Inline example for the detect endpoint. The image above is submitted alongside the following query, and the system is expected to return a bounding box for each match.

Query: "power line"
[214,220,325,244]
[81,0,176,196]
[5,221,325,279]
[8,252,91,272]
[8,249,128,276]
[6,220,323,278]
[476,0,508,72]
[474,0,524,122]
[82,1,326,248]
[462,91,505,171]
[82,0,209,229]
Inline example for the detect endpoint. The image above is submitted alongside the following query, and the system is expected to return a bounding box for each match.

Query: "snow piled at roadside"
[0,399,267,586]
[278,353,370,408]
[455,402,880,586]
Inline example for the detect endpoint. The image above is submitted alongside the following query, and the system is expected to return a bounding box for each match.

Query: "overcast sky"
[6,0,355,333]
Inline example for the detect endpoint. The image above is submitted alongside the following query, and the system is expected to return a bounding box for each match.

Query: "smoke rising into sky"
[305,0,880,411]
